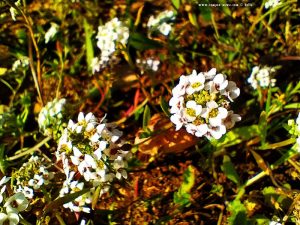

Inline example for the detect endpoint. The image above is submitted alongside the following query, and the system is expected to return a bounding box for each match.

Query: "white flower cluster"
[169,69,241,140]
[56,112,131,213]
[45,23,59,44]
[288,112,300,151]
[92,18,129,73]
[13,155,54,200]
[0,177,29,225]
[136,58,160,73]
[38,98,66,138]
[12,56,29,71]
[265,0,281,9]
[247,66,276,89]
[147,10,175,36]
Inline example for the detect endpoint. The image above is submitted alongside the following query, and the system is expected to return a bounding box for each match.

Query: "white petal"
[73,147,82,157]
[218,107,228,119]
[97,124,105,134]
[186,100,196,108]
[78,112,84,122]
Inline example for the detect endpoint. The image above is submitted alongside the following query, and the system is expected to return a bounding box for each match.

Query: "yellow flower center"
[191,82,202,89]
[186,108,196,117]
[209,109,218,118]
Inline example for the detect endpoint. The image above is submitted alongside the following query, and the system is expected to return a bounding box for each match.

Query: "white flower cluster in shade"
[12,56,29,71]
[269,221,281,225]
[247,66,276,89]
[147,10,175,36]
[265,0,281,9]
[136,58,160,74]
[13,155,54,200]
[0,176,29,225]
[56,112,131,213]
[169,69,241,140]
[45,23,59,44]
[288,112,300,152]
[92,18,129,73]
[38,98,66,139]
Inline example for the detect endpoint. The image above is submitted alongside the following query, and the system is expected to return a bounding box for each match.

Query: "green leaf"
[262,186,292,211]
[129,33,162,50]
[83,19,94,74]
[160,97,170,117]
[142,105,151,130]
[43,188,90,215]
[284,102,300,109]
[227,199,248,225]
[0,145,8,174]
[173,165,195,208]
[92,186,101,210]
[258,111,268,144]
[198,1,212,21]
[217,0,231,16]
[211,125,260,148]
[171,0,180,10]
[221,155,240,185]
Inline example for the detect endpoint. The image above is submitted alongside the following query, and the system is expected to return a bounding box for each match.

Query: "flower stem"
[7,136,51,161]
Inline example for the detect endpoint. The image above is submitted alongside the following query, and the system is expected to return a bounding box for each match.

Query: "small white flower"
[158,23,172,36]
[21,186,34,199]
[222,111,241,129]
[0,212,19,225]
[221,81,240,102]
[207,125,227,140]
[169,96,184,114]
[203,68,217,80]
[4,192,29,212]
[265,0,281,9]
[186,123,208,137]
[12,56,29,71]
[45,23,59,44]
[206,73,228,93]
[186,70,205,95]
[170,111,188,131]
[172,75,189,97]
[184,100,202,122]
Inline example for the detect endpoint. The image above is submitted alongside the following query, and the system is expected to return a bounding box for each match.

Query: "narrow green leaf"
[83,19,94,74]
[258,111,268,144]
[142,105,151,130]
[250,150,270,175]
[160,97,170,117]
[92,186,101,210]
[43,188,90,215]
[129,33,162,50]
[284,103,300,109]
[0,145,8,174]
[221,155,240,185]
